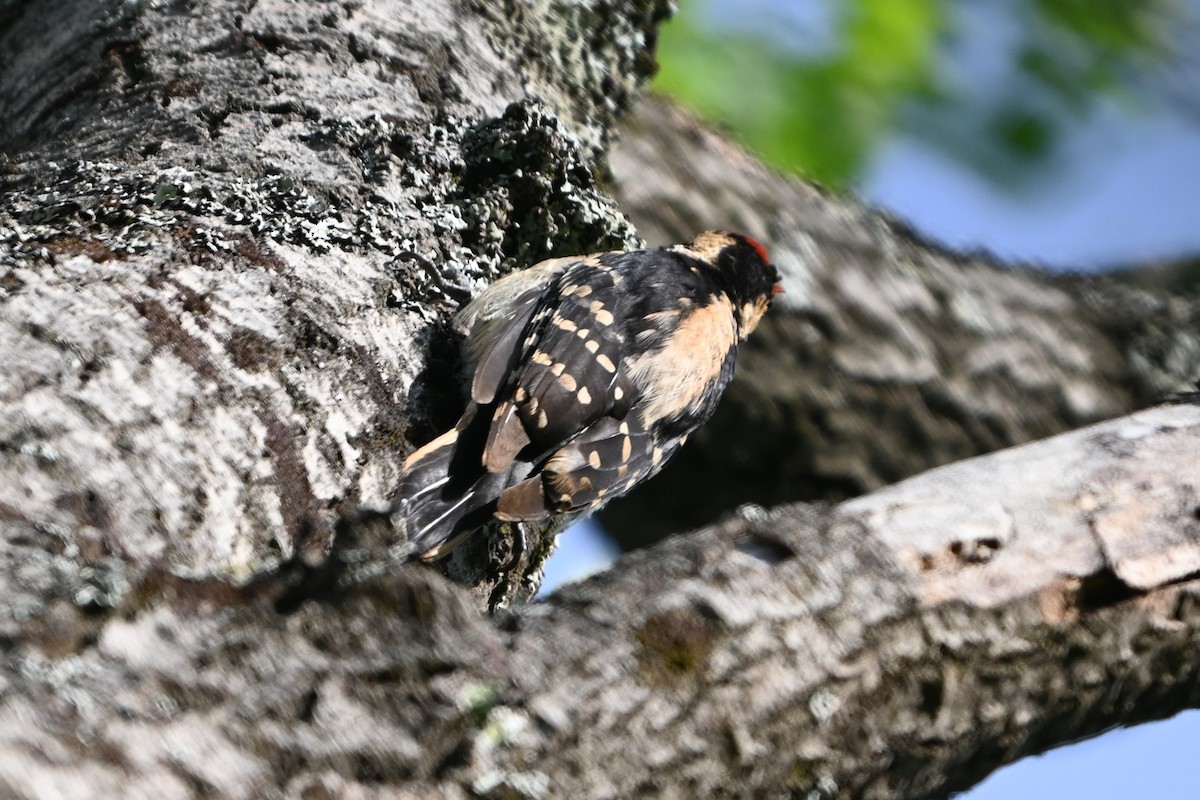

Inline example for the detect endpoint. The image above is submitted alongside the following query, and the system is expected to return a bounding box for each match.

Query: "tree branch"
[3,2,1200,797]
[600,96,1200,546]
[3,404,1198,798]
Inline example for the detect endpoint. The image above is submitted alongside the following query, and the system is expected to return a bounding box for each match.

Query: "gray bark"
[2,1,1199,798]
[4,403,1199,799]
[0,0,663,605]
[599,96,1200,546]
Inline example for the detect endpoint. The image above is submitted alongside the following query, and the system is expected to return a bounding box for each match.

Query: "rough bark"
[599,96,1200,546]
[0,0,664,606]
[3,403,1199,799]
[2,1,1200,798]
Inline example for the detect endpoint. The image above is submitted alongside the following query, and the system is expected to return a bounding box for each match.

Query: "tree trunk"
[1,1,1198,798]
[0,0,664,605]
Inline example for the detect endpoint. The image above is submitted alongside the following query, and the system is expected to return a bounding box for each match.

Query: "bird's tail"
[394,426,509,560]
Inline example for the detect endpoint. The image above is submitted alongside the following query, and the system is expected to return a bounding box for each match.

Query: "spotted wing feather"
[541,415,661,511]
[482,259,627,473]
[460,256,581,406]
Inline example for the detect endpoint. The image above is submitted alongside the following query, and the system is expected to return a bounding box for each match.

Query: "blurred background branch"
[654,0,1186,192]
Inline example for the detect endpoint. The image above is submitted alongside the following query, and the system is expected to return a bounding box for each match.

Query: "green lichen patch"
[634,605,719,688]
[457,100,640,273]
[0,159,393,267]
[473,0,676,158]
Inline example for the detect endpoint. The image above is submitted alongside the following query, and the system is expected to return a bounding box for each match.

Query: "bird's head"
[687,231,783,339]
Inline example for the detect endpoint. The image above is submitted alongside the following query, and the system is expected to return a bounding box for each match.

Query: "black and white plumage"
[395,231,783,560]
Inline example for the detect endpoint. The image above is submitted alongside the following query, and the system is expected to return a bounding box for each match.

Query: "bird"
[394,231,783,561]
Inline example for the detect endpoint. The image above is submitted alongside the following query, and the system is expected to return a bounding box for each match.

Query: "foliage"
[653,0,1179,188]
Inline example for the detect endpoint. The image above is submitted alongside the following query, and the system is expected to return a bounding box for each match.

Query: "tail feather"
[405,489,486,561]
[395,423,530,560]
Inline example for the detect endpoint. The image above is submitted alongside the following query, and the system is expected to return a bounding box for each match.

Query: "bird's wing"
[458,255,584,404]
[480,256,630,474]
[494,399,686,519]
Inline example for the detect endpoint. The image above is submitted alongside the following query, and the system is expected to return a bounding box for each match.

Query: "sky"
[538,0,1200,796]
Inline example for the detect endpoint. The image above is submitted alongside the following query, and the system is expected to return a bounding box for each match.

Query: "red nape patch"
[743,235,770,264]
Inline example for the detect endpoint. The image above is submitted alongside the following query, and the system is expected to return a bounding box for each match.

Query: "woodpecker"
[395,231,783,560]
